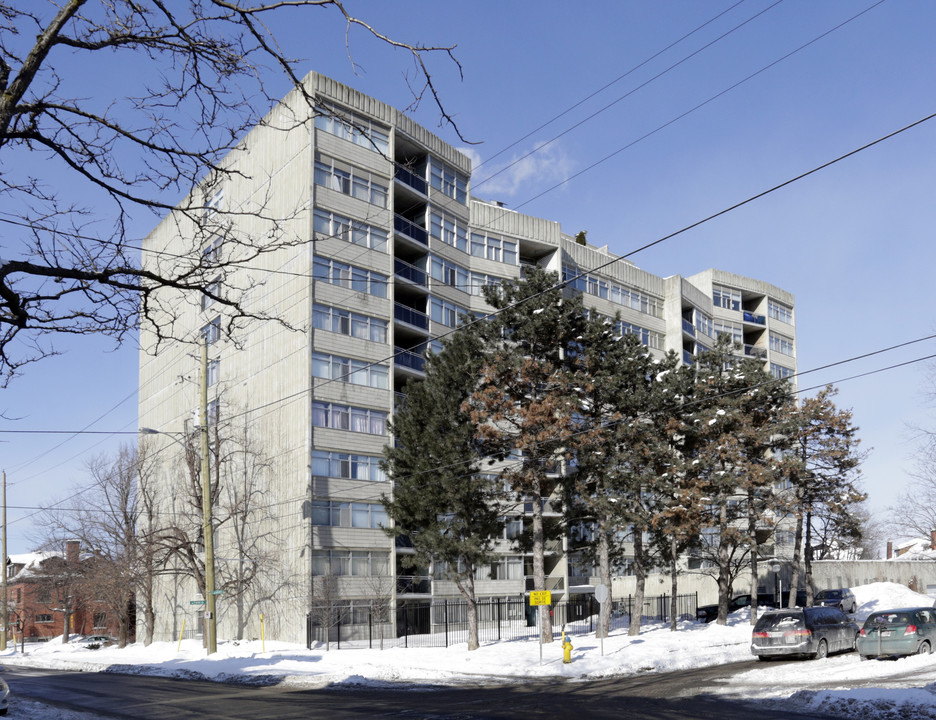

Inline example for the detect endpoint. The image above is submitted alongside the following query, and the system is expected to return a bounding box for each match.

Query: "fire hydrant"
[562,629,573,664]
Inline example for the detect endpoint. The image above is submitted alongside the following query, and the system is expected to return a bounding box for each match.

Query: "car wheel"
[814,639,829,660]
[860,654,873,661]
[756,656,772,662]
[918,641,932,655]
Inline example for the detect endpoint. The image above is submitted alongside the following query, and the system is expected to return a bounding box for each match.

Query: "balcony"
[743,311,766,325]
[397,575,431,595]
[745,344,767,359]
[683,350,694,365]
[395,347,426,372]
[682,318,695,337]
[394,258,427,287]
[394,165,428,195]
[524,576,565,592]
[394,302,429,330]
[394,214,428,245]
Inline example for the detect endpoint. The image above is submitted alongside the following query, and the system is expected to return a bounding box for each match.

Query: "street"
[2,662,843,719]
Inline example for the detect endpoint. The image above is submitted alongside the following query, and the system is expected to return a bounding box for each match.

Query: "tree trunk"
[669,536,679,631]
[748,488,759,626]
[716,506,732,625]
[530,478,552,642]
[597,527,611,639]
[788,508,804,609]
[804,508,814,606]
[629,529,645,636]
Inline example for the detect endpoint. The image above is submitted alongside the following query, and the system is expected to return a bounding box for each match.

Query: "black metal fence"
[307,593,697,650]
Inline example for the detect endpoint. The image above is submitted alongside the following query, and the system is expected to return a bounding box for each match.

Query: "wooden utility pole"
[1,470,6,651]
[201,340,218,654]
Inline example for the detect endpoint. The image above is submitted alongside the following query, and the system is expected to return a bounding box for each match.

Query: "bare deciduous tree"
[0,0,465,384]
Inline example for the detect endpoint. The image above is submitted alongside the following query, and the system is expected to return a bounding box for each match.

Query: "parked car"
[82,634,117,648]
[814,588,858,614]
[751,606,859,660]
[0,675,8,715]
[857,607,936,660]
[696,593,777,623]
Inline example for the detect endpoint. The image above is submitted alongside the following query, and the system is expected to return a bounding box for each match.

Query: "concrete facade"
[138,72,798,644]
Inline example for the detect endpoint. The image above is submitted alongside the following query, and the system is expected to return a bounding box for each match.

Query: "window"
[200,316,221,345]
[429,255,470,292]
[429,297,465,328]
[504,517,524,540]
[563,265,662,317]
[311,352,389,389]
[311,549,390,576]
[695,311,713,338]
[615,319,662,350]
[770,363,794,380]
[310,501,388,529]
[314,104,390,155]
[203,188,223,222]
[429,210,468,252]
[313,257,387,298]
[35,614,53,624]
[202,235,223,265]
[207,398,220,425]
[713,285,741,311]
[311,450,387,482]
[769,300,793,324]
[311,402,387,435]
[312,304,387,343]
[769,333,795,357]
[313,208,387,252]
[429,159,468,204]
[93,613,107,629]
[315,154,388,208]
[470,233,517,264]
[200,278,220,311]
[468,272,500,296]
[207,359,220,387]
[712,319,743,345]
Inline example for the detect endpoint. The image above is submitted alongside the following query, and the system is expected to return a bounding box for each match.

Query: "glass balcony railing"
[394,166,428,194]
[394,302,429,330]
[394,258,427,286]
[394,347,426,372]
[682,318,695,337]
[745,344,767,358]
[397,575,431,594]
[394,214,428,245]
[743,311,766,325]
[683,350,694,365]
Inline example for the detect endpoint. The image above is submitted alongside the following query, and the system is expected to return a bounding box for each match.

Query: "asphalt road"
[1,661,845,720]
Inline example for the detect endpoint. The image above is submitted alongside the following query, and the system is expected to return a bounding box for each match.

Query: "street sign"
[209,590,223,595]
[529,590,551,606]
[594,584,609,604]
[190,600,206,605]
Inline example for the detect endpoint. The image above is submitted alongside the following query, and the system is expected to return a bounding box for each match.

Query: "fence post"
[404,605,409,649]
[444,600,449,648]
[368,610,373,650]
[337,613,341,649]
[497,598,501,641]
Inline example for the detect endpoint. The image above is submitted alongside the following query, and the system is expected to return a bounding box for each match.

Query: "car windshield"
[817,590,841,599]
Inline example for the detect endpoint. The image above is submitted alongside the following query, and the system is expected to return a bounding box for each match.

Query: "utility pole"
[1,470,7,651]
[201,340,218,654]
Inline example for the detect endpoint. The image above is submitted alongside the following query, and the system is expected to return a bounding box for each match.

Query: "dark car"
[814,588,857,614]
[857,607,936,659]
[697,593,777,623]
[751,606,859,660]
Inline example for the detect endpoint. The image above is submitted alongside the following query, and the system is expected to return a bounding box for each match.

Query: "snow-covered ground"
[3,582,936,719]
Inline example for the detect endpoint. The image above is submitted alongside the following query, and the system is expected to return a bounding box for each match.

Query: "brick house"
[5,540,125,643]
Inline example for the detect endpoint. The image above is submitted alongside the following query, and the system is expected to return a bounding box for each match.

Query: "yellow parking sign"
[529,590,551,606]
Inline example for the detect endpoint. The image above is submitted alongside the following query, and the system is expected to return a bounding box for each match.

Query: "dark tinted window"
[755,611,805,630]
[816,590,841,600]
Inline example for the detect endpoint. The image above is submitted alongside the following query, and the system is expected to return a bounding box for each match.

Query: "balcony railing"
[394,166,428,195]
[394,258,427,286]
[745,344,767,358]
[394,214,428,245]
[743,311,766,325]
[395,347,426,372]
[682,318,696,337]
[524,576,565,592]
[683,350,694,365]
[397,575,431,594]
[394,302,429,330]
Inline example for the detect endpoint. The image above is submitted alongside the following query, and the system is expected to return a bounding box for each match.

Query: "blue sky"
[3,0,935,553]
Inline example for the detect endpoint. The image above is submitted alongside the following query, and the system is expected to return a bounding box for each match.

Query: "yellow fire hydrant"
[562,629,573,664]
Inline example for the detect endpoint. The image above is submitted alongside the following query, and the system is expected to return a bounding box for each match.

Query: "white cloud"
[462,141,573,201]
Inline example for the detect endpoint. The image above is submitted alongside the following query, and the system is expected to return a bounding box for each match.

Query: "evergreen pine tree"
[382,326,502,650]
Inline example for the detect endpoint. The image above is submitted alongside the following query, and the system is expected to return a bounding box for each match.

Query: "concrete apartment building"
[139,72,798,644]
